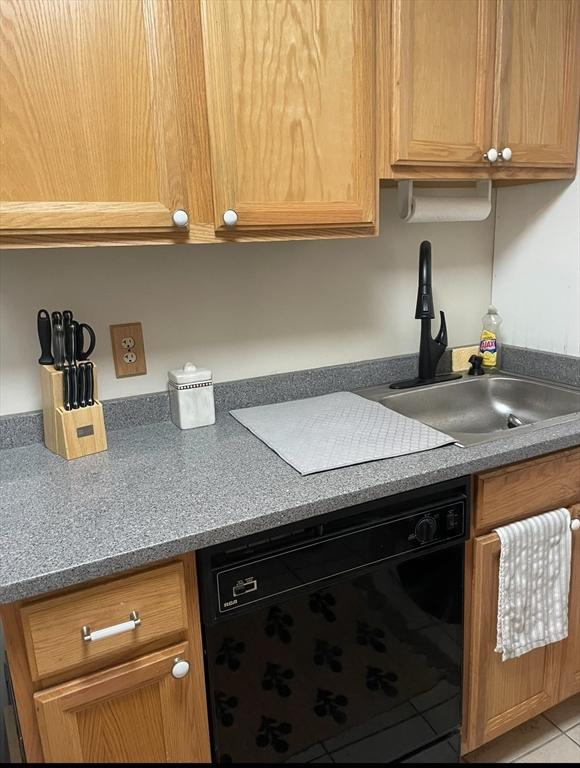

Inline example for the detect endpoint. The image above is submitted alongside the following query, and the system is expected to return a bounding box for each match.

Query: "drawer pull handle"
[82,610,141,643]
[571,518,580,531]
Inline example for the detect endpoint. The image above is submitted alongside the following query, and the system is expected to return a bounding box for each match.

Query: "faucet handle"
[468,354,485,376]
[434,311,448,347]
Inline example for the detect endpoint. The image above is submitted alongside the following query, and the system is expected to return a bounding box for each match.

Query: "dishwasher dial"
[415,515,437,543]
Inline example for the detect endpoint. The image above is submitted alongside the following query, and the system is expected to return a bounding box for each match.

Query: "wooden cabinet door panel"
[201,0,375,230]
[493,0,580,167]
[560,504,580,700]
[34,641,209,763]
[391,0,496,167]
[464,533,563,752]
[0,0,186,231]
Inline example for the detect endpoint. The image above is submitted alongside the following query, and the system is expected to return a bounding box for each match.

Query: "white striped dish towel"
[494,507,572,662]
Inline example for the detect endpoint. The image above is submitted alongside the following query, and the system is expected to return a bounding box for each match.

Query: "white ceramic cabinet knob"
[571,518,580,531]
[223,209,238,227]
[171,658,190,679]
[483,148,498,163]
[172,209,189,228]
[499,147,512,161]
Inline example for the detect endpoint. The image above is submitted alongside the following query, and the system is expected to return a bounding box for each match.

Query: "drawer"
[473,447,580,533]
[20,562,188,681]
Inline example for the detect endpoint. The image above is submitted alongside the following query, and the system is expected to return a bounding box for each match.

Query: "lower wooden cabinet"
[462,456,580,755]
[0,552,211,763]
[34,641,204,763]
[463,533,563,751]
[559,504,580,701]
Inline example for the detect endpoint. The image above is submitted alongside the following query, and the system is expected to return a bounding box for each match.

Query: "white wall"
[0,188,495,415]
[493,148,580,356]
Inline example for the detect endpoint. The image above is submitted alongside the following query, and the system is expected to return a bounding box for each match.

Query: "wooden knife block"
[40,364,107,460]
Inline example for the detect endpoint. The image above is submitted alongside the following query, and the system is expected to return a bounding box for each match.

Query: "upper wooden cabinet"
[0,0,188,233]
[390,0,495,168]
[1,0,578,246]
[200,0,376,232]
[380,0,580,179]
[493,0,580,167]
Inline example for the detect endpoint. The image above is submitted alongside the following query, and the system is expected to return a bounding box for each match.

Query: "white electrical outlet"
[121,337,135,350]
[123,351,137,364]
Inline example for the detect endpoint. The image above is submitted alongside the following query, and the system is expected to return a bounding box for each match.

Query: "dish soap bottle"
[479,305,502,372]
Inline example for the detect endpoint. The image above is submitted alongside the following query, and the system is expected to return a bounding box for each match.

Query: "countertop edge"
[2,422,578,605]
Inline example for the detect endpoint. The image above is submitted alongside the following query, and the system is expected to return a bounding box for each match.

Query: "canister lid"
[168,362,212,385]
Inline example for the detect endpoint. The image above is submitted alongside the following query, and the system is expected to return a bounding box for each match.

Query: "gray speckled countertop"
[1,406,579,604]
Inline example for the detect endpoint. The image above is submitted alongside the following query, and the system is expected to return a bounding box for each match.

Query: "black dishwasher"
[198,478,469,764]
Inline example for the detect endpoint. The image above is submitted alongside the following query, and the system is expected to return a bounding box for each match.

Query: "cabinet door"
[34,641,209,763]
[390,0,496,167]
[0,0,187,232]
[463,533,563,752]
[201,0,375,231]
[492,0,580,167]
[560,504,580,700]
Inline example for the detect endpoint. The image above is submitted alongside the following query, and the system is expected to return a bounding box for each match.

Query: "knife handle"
[37,309,54,365]
[53,324,65,371]
[63,367,72,411]
[51,310,63,327]
[86,362,94,406]
[70,365,79,409]
[63,310,73,328]
[65,321,77,365]
[78,364,86,407]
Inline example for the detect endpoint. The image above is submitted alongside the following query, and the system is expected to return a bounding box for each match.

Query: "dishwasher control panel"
[215,497,466,614]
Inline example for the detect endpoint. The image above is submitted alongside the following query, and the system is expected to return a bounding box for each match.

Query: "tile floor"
[464,693,580,764]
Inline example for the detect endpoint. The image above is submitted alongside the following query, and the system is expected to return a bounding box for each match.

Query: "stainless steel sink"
[357,373,580,447]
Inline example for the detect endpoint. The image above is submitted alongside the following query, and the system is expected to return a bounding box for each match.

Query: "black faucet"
[391,241,461,390]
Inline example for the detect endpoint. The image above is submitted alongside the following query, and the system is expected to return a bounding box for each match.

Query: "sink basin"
[357,374,580,446]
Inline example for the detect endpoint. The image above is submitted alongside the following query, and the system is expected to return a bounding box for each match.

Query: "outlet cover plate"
[110,322,147,378]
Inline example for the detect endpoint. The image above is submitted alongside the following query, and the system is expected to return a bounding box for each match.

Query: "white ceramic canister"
[168,362,215,430]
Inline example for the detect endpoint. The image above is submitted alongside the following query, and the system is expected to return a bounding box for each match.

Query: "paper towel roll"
[407,195,491,222]
[398,180,492,223]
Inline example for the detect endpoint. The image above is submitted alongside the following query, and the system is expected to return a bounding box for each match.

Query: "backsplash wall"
[0,189,494,416]
[492,145,580,357]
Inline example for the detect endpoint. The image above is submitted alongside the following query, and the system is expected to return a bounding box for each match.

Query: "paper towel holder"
[398,179,492,222]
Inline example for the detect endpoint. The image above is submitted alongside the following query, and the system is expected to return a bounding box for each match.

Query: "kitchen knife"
[70,367,79,410]
[51,310,62,327]
[65,319,78,361]
[53,323,65,371]
[66,322,79,409]
[85,361,94,406]
[51,311,63,362]
[63,366,72,411]
[78,364,86,407]
[37,309,54,365]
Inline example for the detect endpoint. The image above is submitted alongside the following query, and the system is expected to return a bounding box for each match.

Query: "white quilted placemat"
[230,391,455,475]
